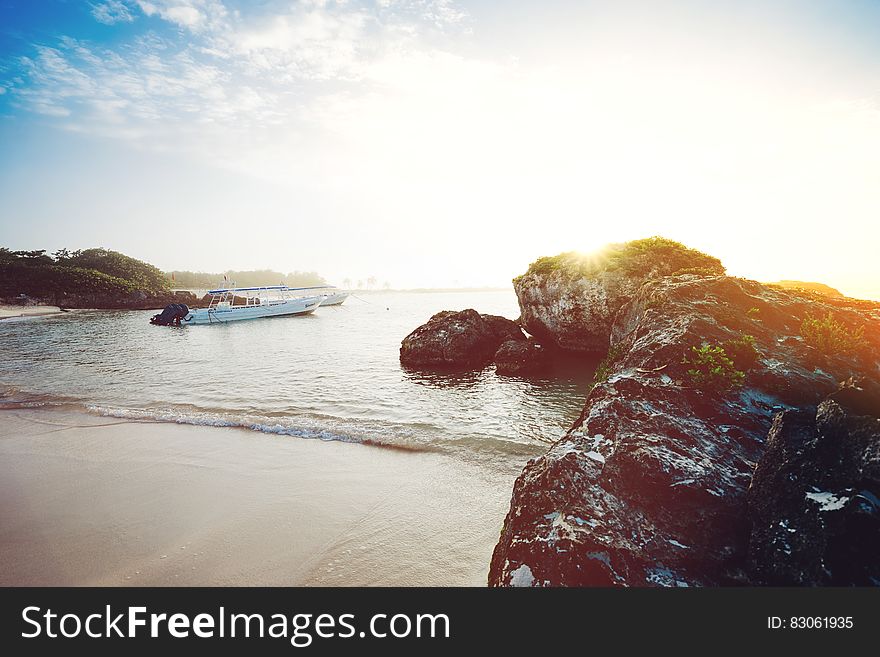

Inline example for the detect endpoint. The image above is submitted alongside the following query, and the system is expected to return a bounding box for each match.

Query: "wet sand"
[0,409,519,586]
[0,304,64,320]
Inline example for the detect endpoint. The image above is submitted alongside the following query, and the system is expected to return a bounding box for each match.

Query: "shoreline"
[0,408,519,586]
[0,304,65,321]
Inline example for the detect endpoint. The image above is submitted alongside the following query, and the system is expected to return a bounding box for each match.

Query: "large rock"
[400,309,524,369]
[747,383,880,585]
[494,340,551,376]
[490,274,880,586]
[514,238,726,352]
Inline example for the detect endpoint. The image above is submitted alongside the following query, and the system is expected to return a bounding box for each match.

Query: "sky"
[0,0,879,296]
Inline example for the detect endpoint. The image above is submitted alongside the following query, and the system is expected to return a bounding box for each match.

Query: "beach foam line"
[0,384,431,450]
[85,404,442,452]
[0,385,81,409]
[0,384,544,459]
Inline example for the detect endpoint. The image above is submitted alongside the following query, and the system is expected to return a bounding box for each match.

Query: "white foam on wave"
[89,405,361,442]
[84,404,431,451]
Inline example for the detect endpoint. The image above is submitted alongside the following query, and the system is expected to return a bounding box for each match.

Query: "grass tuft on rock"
[800,312,868,356]
[683,343,746,392]
[518,236,725,282]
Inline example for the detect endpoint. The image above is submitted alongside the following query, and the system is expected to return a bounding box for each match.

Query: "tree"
[284,270,326,287]
[366,275,377,289]
[63,248,169,294]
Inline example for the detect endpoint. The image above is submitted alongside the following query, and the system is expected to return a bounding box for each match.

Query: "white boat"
[151,286,322,325]
[283,285,349,307]
[319,291,350,306]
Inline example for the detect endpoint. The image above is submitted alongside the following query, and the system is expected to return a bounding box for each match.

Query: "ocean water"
[0,291,598,470]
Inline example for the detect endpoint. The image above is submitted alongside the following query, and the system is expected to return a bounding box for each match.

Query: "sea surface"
[0,291,598,471]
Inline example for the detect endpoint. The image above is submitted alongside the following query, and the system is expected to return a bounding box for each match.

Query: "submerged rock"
[748,383,880,586]
[400,309,525,369]
[494,340,551,376]
[490,269,880,586]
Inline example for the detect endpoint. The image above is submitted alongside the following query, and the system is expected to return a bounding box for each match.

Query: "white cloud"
[162,6,203,28]
[228,7,371,81]
[91,1,136,25]
[18,0,880,228]
[11,1,473,143]
[7,1,880,293]
[134,0,229,32]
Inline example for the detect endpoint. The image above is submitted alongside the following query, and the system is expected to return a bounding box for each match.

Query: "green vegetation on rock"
[683,334,759,392]
[800,312,868,356]
[593,342,628,386]
[683,343,746,392]
[518,236,726,282]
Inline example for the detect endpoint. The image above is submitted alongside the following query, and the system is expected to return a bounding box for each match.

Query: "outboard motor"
[150,303,190,326]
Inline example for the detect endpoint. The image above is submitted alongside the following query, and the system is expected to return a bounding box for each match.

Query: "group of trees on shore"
[0,248,170,298]
[1,246,399,300]
[340,276,391,290]
[168,269,326,290]
[170,271,395,291]
[1,248,338,299]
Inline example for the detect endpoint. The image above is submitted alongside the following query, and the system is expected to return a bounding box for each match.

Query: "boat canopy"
[206,285,338,295]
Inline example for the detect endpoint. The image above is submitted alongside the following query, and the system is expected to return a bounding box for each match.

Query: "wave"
[0,384,546,460]
[86,404,444,452]
[0,385,81,410]
[0,385,440,452]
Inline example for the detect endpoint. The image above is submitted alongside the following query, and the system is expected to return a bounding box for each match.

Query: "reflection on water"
[401,367,486,389]
[0,291,597,466]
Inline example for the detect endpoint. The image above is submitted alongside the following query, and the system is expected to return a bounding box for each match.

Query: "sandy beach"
[0,304,64,321]
[0,408,521,586]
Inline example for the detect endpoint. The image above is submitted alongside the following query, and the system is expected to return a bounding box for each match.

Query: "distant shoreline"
[170,287,515,294]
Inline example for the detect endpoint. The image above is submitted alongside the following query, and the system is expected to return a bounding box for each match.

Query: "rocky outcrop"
[490,273,880,586]
[747,381,880,585]
[494,340,551,376]
[514,271,632,353]
[400,309,525,369]
[772,281,845,298]
[514,239,725,352]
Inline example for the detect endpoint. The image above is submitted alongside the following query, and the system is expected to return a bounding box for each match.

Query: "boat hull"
[319,292,349,307]
[182,296,322,325]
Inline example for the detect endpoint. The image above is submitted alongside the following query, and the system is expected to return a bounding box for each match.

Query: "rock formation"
[748,380,880,585]
[400,309,525,369]
[513,237,725,352]
[494,340,552,376]
[490,241,880,586]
